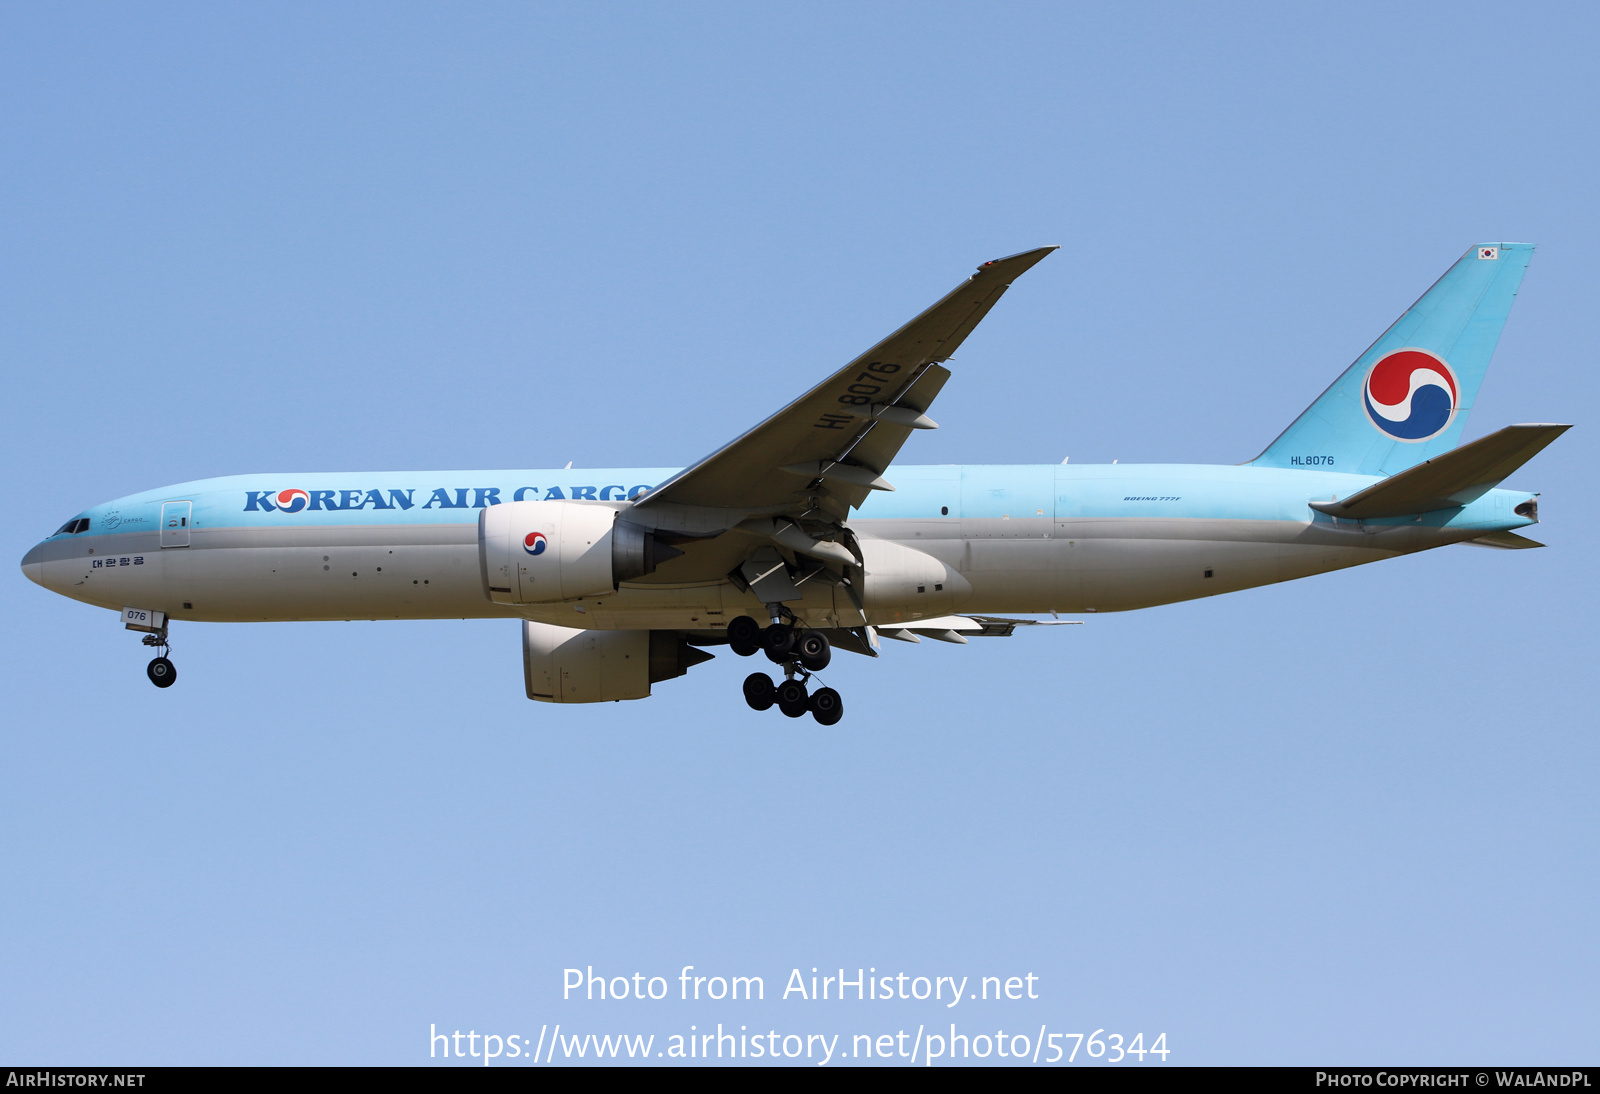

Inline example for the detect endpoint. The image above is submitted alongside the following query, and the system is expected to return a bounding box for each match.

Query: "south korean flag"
[1478,246,1499,260]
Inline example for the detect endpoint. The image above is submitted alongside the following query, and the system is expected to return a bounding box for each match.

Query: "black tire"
[727,616,762,657]
[762,623,796,662]
[810,686,843,726]
[777,679,809,718]
[147,657,177,688]
[742,672,775,711]
[797,631,831,671]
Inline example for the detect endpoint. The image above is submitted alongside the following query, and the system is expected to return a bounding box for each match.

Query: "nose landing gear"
[729,615,844,725]
[131,617,177,688]
[146,654,177,688]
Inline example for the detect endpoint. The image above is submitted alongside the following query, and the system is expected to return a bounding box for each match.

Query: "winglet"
[973,246,1059,281]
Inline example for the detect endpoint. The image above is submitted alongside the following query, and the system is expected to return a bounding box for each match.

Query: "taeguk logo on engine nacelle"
[1362,349,1459,442]
[523,532,547,556]
[274,489,310,514]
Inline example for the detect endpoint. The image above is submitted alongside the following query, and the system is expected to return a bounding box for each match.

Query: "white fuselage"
[21,463,1538,632]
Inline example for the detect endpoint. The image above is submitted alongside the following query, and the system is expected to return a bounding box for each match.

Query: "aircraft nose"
[21,542,45,587]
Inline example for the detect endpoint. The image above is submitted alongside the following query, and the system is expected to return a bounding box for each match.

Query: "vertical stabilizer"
[1252,243,1532,476]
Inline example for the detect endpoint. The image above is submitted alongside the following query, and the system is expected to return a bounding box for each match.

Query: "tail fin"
[1252,243,1533,476]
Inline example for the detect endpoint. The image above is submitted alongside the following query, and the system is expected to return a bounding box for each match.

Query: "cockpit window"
[54,518,89,535]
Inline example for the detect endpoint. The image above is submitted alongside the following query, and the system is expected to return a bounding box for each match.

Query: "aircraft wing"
[635,247,1057,524]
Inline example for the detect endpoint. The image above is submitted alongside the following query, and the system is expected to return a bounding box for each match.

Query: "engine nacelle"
[480,500,674,604]
[522,621,713,703]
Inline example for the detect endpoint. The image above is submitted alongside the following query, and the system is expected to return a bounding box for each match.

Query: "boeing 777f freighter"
[22,244,1568,724]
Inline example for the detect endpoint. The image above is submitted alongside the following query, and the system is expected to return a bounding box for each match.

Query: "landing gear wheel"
[147,657,177,688]
[810,687,843,726]
[797,631,831,671]
[777,679,809,718]
[728,616,762,657]
[742,672,775,711]
[762,623,796,663]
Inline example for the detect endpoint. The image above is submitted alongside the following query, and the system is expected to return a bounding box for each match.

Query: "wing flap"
[899,613,1083,638]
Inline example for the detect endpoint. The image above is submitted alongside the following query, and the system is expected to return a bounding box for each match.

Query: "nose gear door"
[160,501,192,548]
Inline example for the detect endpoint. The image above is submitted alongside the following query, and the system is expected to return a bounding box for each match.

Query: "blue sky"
[3,2,1596,1066]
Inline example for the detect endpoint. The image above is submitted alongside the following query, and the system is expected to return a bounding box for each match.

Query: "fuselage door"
[160,501,192,548]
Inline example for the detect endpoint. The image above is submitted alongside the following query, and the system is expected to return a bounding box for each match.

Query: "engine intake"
[479,500,679,605]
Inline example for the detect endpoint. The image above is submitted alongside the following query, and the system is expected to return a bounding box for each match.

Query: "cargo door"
[160,501,192,548]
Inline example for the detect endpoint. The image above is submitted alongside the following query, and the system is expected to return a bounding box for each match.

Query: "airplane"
[21,243,1568,725]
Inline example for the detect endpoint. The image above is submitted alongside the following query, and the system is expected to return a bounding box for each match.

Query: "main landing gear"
[728,615,842,726]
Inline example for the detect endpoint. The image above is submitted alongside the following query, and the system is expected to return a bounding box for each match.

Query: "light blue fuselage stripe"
[59,463,1537,543]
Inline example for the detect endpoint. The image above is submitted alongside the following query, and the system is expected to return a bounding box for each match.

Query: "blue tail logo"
[1362,349,1458,442]
[1252,243,1532,476]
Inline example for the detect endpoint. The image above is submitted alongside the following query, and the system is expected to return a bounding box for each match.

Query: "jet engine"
[522,621,713,703]
[479,500,680,605]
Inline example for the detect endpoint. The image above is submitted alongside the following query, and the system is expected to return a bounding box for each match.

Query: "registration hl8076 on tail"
[22,244,1568,724]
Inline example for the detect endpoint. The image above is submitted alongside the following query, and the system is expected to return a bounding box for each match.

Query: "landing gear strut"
[728,615,843,725]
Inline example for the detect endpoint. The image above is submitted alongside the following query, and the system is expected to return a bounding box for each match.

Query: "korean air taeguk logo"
[1362,349,1459,442]
[273,488,310,514]
[523,532,547,556]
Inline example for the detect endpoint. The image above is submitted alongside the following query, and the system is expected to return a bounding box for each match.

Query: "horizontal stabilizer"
[1463,530,1545,549]
[1310,424,1570,519]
